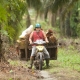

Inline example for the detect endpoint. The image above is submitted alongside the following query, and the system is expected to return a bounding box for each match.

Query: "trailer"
[18,39,57,60]
[17,26,58,60]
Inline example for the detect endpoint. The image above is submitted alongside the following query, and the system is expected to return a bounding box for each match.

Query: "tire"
[38,52,43,70]
[39,59,43,70]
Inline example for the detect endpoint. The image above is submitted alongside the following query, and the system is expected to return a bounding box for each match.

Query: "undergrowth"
[49,46,80,73]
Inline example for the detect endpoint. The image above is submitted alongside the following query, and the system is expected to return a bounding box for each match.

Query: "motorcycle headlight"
[36,46,44,51]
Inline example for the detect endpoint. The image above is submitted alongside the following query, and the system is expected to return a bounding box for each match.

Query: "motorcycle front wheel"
[38,52,44,70]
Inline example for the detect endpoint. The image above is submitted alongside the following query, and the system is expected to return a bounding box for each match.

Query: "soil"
[50,68,80,80]
[0,61,80,80]
[0,61,44,80]
[0,43,80,80]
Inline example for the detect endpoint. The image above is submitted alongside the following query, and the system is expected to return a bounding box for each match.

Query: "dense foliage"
[0,0,27,61]
[0,0,26,42]
[0,0,80,42]
[26,0,80,37]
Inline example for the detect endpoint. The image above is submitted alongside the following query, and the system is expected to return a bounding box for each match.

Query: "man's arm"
[29,32,33,44]
[42,31,49,43]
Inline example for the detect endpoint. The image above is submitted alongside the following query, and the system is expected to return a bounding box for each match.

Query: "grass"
[8,59,20,66]
[58,48,80,69]
[49,46,80,73]
[8,44,80,72]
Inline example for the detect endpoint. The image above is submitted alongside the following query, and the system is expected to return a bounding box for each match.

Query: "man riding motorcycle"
[28,23,50,69]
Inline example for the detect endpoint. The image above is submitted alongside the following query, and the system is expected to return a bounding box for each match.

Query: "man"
[28,23,50,69]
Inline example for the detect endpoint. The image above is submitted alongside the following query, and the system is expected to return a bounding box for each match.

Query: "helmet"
[35,23,41,28]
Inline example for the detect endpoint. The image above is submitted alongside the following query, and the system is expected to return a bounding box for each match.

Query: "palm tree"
[0,24,2,61]
[26,0,42,22]
[0,0,27,61]
[26,0,79,36]
[0,1,8,61]
[43,0,79,36]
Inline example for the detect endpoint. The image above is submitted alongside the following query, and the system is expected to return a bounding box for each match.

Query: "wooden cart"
[19,41,57,60]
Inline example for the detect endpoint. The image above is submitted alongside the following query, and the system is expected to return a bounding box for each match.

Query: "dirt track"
[1,43,80,80]
[39,70,57,80]
[0,59,80,80]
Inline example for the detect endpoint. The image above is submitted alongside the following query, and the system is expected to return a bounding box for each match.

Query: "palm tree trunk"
[26,1,31,28]
[59,10,65,36]
[35,10,39,22]
[0,24,2,62]
[51,13,56,27]
[26,11,31,28]
[44,8,48,22]
[65,12,71,37]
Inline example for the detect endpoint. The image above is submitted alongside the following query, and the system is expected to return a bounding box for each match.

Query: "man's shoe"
[46,65,50,68]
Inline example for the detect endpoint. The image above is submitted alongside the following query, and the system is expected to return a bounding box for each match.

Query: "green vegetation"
[8,59,20,66]
[49,46,80,73]
[58,48,80,70]
[0,0,80,42]
[0,0,27,42]
[8,44,80,72]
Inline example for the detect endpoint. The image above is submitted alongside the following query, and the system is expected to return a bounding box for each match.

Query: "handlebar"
[29,40,47,45]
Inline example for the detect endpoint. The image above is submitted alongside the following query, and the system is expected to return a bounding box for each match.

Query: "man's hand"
[46,40,49,43]
[30,41,33,44]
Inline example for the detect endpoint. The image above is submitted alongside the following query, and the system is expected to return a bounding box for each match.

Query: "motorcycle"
[33,39,46,70]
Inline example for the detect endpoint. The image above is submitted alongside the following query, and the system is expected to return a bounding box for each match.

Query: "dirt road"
[1,46,80,80]
[0,60,80,80]
[39,70,57,80]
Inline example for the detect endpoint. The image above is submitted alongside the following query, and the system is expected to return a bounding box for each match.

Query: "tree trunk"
[58,8,64,36]
[51,13,56,27]
[26,10,31,28]
[65,12,71,37]
[0,24,3,62]
[35,10,39,22]
[44,8,48,22]
[59,8,65,36]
